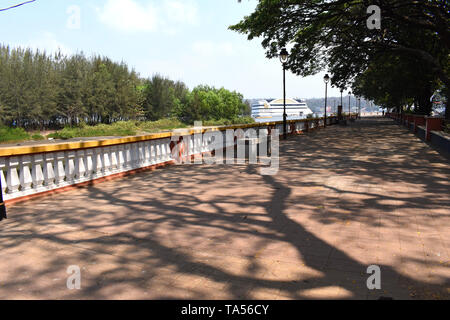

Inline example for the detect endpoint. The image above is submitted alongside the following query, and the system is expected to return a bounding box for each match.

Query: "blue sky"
[0,0,345,99]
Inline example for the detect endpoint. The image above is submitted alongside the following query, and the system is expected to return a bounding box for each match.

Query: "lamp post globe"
[279,48,289,139]
[279,48,289,64]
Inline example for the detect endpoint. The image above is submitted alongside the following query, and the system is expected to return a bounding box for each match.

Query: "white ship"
[251,98,313,119]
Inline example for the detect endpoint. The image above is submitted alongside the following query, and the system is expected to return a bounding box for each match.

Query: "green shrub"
[202,117,255,126]
[202,118,232,126]
[232,116,255,124]
[0,126,30,143]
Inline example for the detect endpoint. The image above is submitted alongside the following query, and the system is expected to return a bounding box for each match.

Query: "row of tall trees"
[232,0,449,119]
[0,45,250,129]
[0,46,143,128]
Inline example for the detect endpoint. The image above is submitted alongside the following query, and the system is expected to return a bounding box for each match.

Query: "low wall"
[386,113,450,157]
[417,126,426,141]
[429,130,450,156]
[0,115,351,204]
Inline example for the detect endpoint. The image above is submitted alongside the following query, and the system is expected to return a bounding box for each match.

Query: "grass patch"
[31,134,45,140]
[0,126,30,143]
[138,118,187,132]
[47,119,190,140]
[48,121,138,140]
[47,117,254,140]
[1,117,257,142]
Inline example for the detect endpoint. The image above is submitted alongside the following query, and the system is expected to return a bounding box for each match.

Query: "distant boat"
[251,98,313,120]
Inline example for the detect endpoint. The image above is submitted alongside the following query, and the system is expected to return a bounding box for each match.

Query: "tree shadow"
[0,117,448,299]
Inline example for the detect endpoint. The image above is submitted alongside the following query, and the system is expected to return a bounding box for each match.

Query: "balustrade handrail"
[0,114,353,203]
[0,115,356,157]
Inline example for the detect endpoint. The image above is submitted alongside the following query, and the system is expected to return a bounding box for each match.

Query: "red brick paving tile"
[1,118,449,299]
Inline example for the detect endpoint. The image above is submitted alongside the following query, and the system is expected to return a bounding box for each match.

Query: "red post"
[407,115,413,129]
[425,117,443,141]
[413,115,425,133]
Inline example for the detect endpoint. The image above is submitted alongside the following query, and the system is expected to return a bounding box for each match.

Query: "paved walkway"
[1,117,449,299]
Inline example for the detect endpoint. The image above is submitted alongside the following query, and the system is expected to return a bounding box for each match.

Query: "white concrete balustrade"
[0,117,340,201]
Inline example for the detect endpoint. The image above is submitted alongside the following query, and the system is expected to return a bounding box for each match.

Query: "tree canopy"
[0,45,250,129]
[232,0,449,118]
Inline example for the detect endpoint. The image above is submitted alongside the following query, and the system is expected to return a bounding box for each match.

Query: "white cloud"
[97,0,198,33]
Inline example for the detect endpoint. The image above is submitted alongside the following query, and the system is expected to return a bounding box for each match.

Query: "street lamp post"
[279,48,289,140]
[358,96,361,118]
[0,178,6,221]
[340,88,343,109]
[348,91,352,117]
[323,74,330,127]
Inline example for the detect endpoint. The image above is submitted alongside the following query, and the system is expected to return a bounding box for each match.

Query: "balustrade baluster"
[156,142,162,164]
[65,151,76,183]
[124,144,132,170]
[32,154,45,191]
[149,141,156,165]
[110,146,118,173]
[54,152,66,186]
[75,150,86,182]
[94,148,104,178]
[84,149,94,178]
[144,141,151,166]
[102,147,112,174]
[137,142,145,167]
[6,157,20,195]
[131,143,138,168]
[161,141,167,162]
[19,156,33,192]
[43,153,55,188]
[117,145,125,171]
